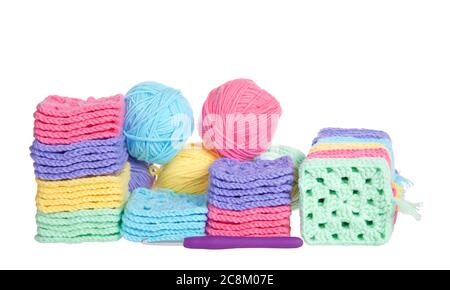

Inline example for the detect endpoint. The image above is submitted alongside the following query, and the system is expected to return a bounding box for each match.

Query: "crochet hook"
[183,236,303,249]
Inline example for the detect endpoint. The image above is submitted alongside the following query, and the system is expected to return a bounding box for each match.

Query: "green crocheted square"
[35,209,123,243]
[300,158,395,245]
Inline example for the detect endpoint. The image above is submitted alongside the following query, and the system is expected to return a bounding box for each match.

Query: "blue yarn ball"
[124,82,194,164]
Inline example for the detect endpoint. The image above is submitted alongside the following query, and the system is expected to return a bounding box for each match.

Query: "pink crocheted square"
[34,95,124,144]
[37,95,123,117]
[307,148,392,172]
[206,204,291,237]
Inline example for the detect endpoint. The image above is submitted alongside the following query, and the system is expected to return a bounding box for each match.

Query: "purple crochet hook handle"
[183,236,303,249]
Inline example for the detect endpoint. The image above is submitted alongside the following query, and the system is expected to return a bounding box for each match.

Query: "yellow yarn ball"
[154,143,220,194]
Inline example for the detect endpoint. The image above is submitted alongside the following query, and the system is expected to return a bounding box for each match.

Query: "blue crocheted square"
[125,188,208,217]
[121,188,207,242]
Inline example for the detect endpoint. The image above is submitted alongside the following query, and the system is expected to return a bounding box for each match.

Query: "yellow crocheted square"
[36,163,130,213]
[309,143,386,154]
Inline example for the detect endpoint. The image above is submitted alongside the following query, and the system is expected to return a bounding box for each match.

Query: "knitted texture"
[33,94,124,145]
[121,188,207,242]
[36,163,130,213]
[35,208,123,243]
[257,145,305,209]
[206,157,293,237]
[300,128,416,246]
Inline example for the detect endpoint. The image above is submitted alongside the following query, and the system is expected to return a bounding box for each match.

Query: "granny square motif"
[300,158,396,245]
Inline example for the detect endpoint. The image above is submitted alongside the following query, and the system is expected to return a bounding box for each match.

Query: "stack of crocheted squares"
[33,95,123,145]
[35,209,123,243]
[121,188,208,242]
[257,145,305,210]
[300,128,416,245]
[31,95,130,243]
[206,157,294,237]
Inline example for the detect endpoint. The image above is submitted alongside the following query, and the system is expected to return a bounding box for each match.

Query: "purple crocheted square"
[207,197,292,211]
[209,174,294,190]
[312,128,391,145]
[209,156,294,183]
[30,136,128,180]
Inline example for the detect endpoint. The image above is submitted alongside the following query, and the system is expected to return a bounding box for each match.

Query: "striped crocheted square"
[300,128,417,245]
[206,204,291,237]
[206,157,293,237]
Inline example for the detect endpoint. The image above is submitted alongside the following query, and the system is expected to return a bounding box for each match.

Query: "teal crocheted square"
[300,158,396,245]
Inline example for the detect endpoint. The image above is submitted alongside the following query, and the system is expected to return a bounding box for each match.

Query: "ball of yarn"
[258,145,305,209]
[124,82,194,164]
[128,157,155,192]
[200,79,282,161]
[154,143,220,194]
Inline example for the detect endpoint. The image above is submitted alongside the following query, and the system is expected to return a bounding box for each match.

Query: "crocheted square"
[208,194,291,211]
[36,95,124,117]
[210,174,294,190]
[121,188,207,242]
[124,188,208,218]
[208,184,292,197]
[206,204,291,237]
[30,137,128,180]
[209,156,294,183]
[205,157,293,237]
[33,95,124,145]
[314,137,394,162]
[34,108,121,125]
[35,208,123,243]
[124,212,207,224]
[300,158,395,245]
[308,148,393,173]
[121,215,205,232]
[207,158,293,210]
[35,163,130,213]
[312,128,391,145]
[257,145,305,209]
[207,204,291,223]
[122,229,206,243]
[311,136,401,181]
[207,219,290,231]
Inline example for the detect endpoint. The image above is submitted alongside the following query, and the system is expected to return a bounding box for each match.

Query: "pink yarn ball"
[200,79,282,160]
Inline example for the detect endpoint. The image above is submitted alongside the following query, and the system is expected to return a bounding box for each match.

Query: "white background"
[0,0,449,270]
